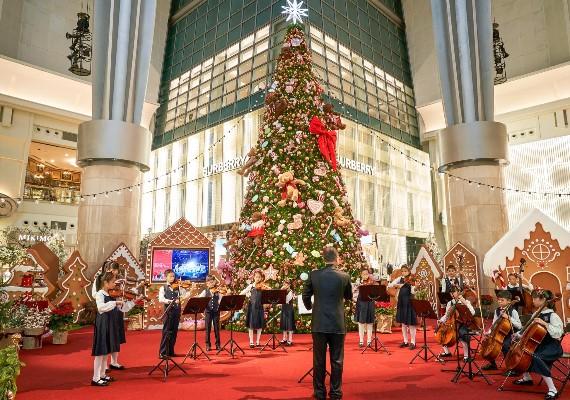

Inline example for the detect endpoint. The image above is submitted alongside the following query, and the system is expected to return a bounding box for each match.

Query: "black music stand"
[298,345,330,383]
[410,299,442,364]
[451,304,491,385]
[359,284,389,355]
[259,289,288,353]
[181,296,211,363]
[438,292,452,317]
[148,301,187,381]
[217,295,246,358]
[502,288,525,311]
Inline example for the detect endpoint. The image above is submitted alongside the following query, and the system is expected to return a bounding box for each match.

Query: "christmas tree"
[227,24,367,330]
[53,250,92,322]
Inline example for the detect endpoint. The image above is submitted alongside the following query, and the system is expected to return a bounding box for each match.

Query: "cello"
[504,294,560,374]
[516,258,534,315]
[480,296,519,362]
[434,301,457,348]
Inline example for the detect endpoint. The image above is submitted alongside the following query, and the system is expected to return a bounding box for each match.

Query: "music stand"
[410,299,442,364]
[217,295,246,358]
[259,289,288,353]
[181,296,211,363]
[451,304,492,385]
[148,301,187,381]
[359,284,389,355]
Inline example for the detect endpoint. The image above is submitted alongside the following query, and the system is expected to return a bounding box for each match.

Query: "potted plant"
[48,302,75,344]
[375,301,395,333]
[126,300,144,331]
[22,306,50,349]
[3,304,27,335]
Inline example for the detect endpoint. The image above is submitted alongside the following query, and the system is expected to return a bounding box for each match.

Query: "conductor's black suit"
[302,264,352,400]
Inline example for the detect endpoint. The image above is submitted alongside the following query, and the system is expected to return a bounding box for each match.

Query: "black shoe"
[280,339,287,344]
[399,342,409,348]
[481,362,497,370]
[513,378,533,386]
[109,364,125,370]
[206,345,211,352]
[216,345,221,351]
[545,391,558,400]
[250,343,255,348]
[287,341,292,346]
[101,376,115,382]
[409,344,416,350]
[439,352,452,358]
[503,370,520,377]
[91,379,109,387]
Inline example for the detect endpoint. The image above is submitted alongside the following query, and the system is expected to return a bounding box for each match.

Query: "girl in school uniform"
[388,265,418,350]
[241,269,270,348]
[279,279,296,346]
[91,272,127,386]
[355,268,378,347]
[513,289,564,400]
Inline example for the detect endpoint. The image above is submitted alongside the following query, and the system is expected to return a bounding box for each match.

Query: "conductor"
[302,246,352,400]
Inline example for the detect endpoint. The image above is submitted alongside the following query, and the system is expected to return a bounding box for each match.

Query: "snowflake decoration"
[281,0,308,25]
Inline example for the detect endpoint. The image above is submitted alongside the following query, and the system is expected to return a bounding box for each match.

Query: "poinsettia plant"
[375,301,395,316]
[127,299,145,317]
[48,302,74,331]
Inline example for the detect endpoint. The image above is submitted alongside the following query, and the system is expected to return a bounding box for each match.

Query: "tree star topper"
[281,0,308,25]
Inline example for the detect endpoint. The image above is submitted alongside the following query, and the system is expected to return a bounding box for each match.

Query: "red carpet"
[18,325,569,400]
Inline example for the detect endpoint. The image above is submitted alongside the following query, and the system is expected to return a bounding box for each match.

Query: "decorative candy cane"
[246,245,258,262]
[324,215,333,235]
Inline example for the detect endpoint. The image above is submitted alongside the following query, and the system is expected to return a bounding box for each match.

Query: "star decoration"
[281,0,308,25]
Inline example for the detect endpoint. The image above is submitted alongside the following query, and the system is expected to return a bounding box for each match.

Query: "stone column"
[77,0,156,276]
[430,0,509,291]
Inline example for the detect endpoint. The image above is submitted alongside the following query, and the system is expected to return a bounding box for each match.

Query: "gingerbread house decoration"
[144,218,215,330]
[483,209,570,324]
[412,245,444,314]
[4,250,57,300]
[29,242,60,296]
[53,251,92,322]
[443,242,480,297]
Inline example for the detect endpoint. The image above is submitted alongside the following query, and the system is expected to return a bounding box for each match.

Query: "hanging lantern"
[493,21,509,84]
[66,11,92,76]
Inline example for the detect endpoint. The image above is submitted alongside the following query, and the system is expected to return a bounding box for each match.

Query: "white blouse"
[439,298,475,323]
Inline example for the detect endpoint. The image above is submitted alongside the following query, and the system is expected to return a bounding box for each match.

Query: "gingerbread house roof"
[107,242,145,279]
[483,208,570,276]
[412,245,443,278]
[149,218,213,248]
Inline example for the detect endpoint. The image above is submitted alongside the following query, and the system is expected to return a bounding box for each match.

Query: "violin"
[480,297,519,362]
[170,280,195,290]
[403,273,417,286]
[255,282,271,290]
[504,295,561,374]
[108,288,136,301]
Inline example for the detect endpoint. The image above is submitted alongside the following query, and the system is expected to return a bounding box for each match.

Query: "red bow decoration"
[309,116,338,171]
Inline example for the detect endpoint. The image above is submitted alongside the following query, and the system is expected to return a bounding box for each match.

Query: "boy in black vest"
[158,269,189,358]
[200,275,222,351]
[440,265,464,293]
[481,290,522,372]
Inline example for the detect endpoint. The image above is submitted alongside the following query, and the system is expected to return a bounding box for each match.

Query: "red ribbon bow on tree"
[309,116,338,171]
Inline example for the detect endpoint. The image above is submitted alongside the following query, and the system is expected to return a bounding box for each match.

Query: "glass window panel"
[252,79,265,92]
[226,55,238,69]
[200,69,212,83]
[198,106,208,117]
[222,91,235,105]
[165,120,174,131]
[340,68,353,83]
[212,74,223,87]
[238,72,251,88]
[342,80,354,94]
[191,65,201,77]
[169,78,179,90]
[242,33,255,49]
[214,51,226,65]
[353,64,364,78]
[240,47,253,62]
[312,41,323,55]
[224,78,237,93]
[177,93,188,106]
[363,60,373,71]
[352,53,363,67]
[213,63,224,76]
[189,87,198,100]
[313,53,325,69]
[327,60,340,76]
[339,56,350,70]
[256,25,270,40]
[226,67,237,80]
[356,87,366,100]
[188,99,197,109]
[237,86,249,100]
[199,83,210,95]
[339,43,350,57]
[255,40,268,54]
[253,52,268,67]
[167,109,176,120]
[210,98,221,111]
[239,59,253,75]
[365,71,375,83]
[211,86,223,99]
[310,26,323,40]
[227,43,239,57]
[168,99,177,110]
[344,94,355,106]
[252,65,265,81]
[202,57,213,69]
[354,75,365,89]
[190,77,199,89]
[324,34,335,48]
[328,73,340,88]
[198,94,209,106]
[326,47,338,63]
[179,71,190,84]
[178,82,189,94]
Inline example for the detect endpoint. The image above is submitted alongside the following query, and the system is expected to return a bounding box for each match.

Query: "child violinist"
[158,269,191,358]
[240,269,270,348]
[438,285,475,359]
[355,268,378,347]
[279,278,295,346]
[91,272,127,386]
[512,289,564,400]
[481,290,522,372]
[199,275,223,351]
[388,265,417,350]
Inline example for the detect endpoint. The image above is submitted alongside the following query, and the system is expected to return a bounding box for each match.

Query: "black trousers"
[312,332,345,400]
[205,311,220,347]
[159,307,180,357]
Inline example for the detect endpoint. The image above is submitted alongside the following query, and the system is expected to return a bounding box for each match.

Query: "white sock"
[110,352,119,366]
[543,376,556,393]
[100,356,107,378]
[523,372,532,381]
[402,324,409,344]
[358,323,365,342]
[442,346,449,354]
[288,331,293,342]
[256,329,262,344]
[248,329,254,344]
[93,356,104,382]
[366,323,373,343]
[282,332,287,340]
[409,325,417,345]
